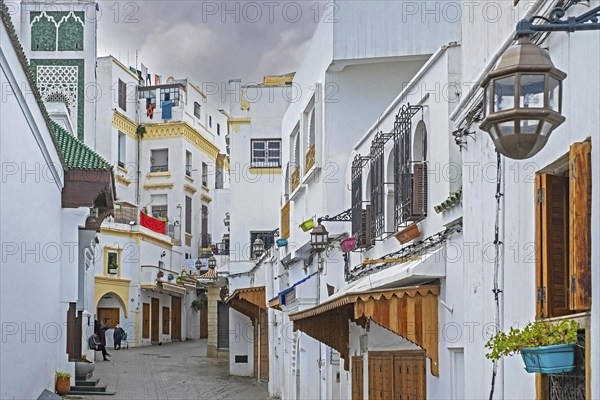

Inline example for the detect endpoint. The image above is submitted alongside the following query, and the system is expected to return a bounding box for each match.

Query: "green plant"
[108,262,119,270]
[55,371,71,379]
[485,320,578,361]
[191,298,206,312]
[136,124,146,137]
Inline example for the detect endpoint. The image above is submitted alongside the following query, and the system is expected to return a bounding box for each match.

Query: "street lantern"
[480,36,567,159]
[194,258,204,271]
[208,256,217,269]
[252,238,264,258]
[310,223,329,253]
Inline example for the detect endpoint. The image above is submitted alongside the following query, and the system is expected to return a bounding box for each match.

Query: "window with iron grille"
[352,155,373,249]
[394,104,423,228]
[251,139,281,168]
[117,132,126,168]
[118,79,127,111]
[139,88,156,104]
[369,131,391,239]
[202,162,208,186]
[160,86,180,106]
[250,231,275,253]
[150,149,168,172]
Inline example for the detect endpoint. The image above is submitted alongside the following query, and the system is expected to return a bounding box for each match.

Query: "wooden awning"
[225,286,266,321]
[289,285,440,375]
[268,296,281,311]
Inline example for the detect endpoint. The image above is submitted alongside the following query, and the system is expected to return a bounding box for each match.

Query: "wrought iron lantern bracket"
[516,2,600,37]
[317,208,352,224]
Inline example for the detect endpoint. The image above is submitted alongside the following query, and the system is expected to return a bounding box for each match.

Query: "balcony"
[150,165,169,173]
[291,165,301,193]
[113,205,138,225]
[281,201,290,239]
[305,144,315,172]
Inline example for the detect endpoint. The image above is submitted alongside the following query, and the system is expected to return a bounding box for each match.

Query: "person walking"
[95,320,111,361]
[113,324,125,350]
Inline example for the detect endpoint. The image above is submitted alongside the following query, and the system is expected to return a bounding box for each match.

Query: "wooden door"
[351,356,364,400]
[393,351,426,400]
[368,352,393,400]
[171,296,182,341]
[97,307,120,328]
[151,298,159,342]
[162,307,170,335]
[259,309,269,381]
[142,303,150,338]
[199,306,208,338]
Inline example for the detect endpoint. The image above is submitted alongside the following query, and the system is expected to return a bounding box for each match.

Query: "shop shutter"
[217,302,229,349]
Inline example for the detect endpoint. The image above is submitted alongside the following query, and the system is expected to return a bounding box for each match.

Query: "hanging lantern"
[208,256,217,269]
[195,258,204,271]
[252,238,265,258]
[310,223,329,253]
[480,36,567,159]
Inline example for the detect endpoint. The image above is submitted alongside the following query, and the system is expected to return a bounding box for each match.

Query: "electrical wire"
[489,152,504,400]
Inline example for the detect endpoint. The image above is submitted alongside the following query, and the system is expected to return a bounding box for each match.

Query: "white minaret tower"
[20,0,98,146]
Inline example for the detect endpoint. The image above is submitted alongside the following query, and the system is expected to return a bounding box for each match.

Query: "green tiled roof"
[51,121,112,171]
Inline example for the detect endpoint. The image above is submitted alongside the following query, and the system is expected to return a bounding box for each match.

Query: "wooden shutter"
[569,141,592,310]
[361,205,373,248]
[412,162,427,217]
[142,303,150,338]
[151,298,160,342]
[171,296,182,340]
[259,309,269,381]
[536,174,570,318]
[351,357,364,400]
[162,307,170,335]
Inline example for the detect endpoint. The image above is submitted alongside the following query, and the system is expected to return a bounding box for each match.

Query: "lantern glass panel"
[548,77,561,112]
[497,121,515,137]
[540,121,554,136]
[494,76,516,112]
[519,75,545,108]
[519,119,540,135]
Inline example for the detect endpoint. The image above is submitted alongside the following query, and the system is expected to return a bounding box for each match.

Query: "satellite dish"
[166,76,175,83]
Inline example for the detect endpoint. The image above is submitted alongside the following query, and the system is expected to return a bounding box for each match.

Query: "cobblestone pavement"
[70,339,268,400]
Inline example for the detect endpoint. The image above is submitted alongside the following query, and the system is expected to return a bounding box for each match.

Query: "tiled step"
[69,384,107,393]
[74,378,100,387]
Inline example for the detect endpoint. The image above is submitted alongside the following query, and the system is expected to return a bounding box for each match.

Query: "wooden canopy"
[289,285,440,375]
[225,286,266,321]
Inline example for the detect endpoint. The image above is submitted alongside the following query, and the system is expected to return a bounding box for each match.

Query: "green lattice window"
[30,13,56,51]
[30,11,84,52]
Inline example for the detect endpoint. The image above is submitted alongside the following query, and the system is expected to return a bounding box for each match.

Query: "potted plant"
[299,218,315,232]
[191,298,206,312]
[55,371,71,395]
[485,319,578,374]
[108,262,119,274]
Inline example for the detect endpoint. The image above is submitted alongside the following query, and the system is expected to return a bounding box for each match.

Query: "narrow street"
[71,340,268,400]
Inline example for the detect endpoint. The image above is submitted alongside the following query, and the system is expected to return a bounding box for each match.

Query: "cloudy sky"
[96,1,326,86]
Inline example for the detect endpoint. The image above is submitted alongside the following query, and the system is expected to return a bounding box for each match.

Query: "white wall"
[1,19,74,398]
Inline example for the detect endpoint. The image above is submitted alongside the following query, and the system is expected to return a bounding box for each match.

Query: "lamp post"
[479,1,600,159]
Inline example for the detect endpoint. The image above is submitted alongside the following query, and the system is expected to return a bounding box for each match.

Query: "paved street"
[71,340,268,400]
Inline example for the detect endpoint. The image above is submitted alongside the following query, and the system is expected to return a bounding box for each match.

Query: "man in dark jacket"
[95,320,111,360]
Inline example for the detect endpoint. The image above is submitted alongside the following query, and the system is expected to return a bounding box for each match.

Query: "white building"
[92,55,231,349]
[1,2,114,396]
[223,74,293,388]
[450,1,599,399]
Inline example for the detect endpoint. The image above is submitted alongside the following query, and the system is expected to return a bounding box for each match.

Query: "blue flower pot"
[520,344,576,374]
[276,238,288,248]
